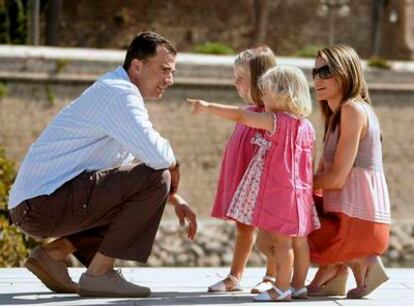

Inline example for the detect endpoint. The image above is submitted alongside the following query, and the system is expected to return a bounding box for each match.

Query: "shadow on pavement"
[0,291,342,305]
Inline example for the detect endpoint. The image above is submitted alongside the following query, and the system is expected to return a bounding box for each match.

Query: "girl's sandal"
[207,274,242,292]
[250,275,276,293]
[290,286,308,299]
[253,285,292,302]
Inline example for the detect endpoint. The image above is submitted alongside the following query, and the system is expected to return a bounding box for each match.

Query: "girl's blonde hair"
[317,44,371,139]
[234,45,276,107]
[259,65,312,117]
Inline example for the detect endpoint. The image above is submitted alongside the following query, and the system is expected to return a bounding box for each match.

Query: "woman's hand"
[187,98,209,115]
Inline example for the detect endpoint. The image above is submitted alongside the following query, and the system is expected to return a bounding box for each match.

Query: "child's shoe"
[250,275,276,293]
[207,274,242,292]
[253,286,292,302]
[290,286,308,299]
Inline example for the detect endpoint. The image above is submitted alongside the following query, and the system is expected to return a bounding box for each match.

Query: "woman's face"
[313,56,342,103]
[233,65,251,102]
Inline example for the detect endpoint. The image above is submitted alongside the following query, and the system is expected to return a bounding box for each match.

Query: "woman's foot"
[250,275,276,293]
[207,274,242,292]
[347,256,388,299]
[307,264,348,296]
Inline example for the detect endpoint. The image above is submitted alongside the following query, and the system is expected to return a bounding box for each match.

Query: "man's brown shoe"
[25,246,78,293]
[78,269,151,297]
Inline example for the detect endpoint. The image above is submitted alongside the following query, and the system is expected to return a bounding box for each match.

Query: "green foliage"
[0,147,38,267]
[192,42,235,55]
[294,45,325,58]
[367,57,391,69]
[0,0,27,44]
[46,85,56,107]
[55,58,70,74]
[0,82,7,99]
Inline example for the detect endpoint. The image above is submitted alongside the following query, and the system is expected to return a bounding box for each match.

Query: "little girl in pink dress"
[208,46,278,293]
[188,65,320,301]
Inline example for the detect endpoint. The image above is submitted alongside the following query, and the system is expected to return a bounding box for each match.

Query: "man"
[8,32,197,297]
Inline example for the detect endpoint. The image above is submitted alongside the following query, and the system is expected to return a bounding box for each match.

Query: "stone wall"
[106,220,414,268]
[45,0,414,59]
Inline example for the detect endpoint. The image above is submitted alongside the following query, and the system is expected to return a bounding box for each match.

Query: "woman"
[307,45,391,299]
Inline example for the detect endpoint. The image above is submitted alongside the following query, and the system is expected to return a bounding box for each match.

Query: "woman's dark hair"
[123,32,177,70]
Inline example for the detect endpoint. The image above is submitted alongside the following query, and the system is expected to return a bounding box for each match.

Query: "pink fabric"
[251,112,320,237]
[322,103,391,224]
[211,106,264,220]
[227,133,271,224]
[323,166,391,223]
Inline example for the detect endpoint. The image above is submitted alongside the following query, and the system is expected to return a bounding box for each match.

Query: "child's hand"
[187,98,209,115]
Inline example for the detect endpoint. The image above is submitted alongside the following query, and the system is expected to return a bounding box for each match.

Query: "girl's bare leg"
[229,222,256,280]
[291,236,309,289]
[256,230,277,278]
[272,233,293,291]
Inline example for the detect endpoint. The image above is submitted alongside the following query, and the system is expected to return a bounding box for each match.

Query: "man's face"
[131,45,176,100]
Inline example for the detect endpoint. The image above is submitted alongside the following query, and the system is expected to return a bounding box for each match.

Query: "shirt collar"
[114,66,131,82]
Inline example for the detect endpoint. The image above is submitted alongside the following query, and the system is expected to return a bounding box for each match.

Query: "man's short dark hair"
[123,32,177,70]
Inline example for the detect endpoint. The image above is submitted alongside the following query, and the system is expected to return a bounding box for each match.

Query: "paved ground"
[0,267,413,306]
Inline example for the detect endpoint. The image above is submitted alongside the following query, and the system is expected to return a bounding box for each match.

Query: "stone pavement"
[0,267,413,306]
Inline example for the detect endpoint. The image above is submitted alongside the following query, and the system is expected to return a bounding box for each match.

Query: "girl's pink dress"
[211,105,264,220]
[227,112,320,237]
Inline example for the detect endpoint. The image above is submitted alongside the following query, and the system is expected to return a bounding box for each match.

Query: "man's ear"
[131,59,143,74]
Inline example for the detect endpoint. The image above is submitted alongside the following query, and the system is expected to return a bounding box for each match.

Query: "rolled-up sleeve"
[101,89,175,169]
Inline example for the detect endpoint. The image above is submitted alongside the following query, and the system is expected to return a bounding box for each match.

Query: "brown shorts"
[10,163,170,266]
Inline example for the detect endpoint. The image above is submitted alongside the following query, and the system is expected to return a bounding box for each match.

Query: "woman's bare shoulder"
[341,100,366,124]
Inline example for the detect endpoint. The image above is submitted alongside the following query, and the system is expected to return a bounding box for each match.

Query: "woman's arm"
[313,102,366,190]
[187,99,274,131]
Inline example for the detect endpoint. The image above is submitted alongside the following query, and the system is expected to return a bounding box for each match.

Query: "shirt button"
[83,204,87,208]
[23,210,27,215]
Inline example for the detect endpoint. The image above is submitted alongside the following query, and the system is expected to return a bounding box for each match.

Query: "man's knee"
[148,168,171,197]
[160,169,171,196]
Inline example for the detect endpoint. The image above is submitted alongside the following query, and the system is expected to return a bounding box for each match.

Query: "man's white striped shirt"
[8,66,175,209]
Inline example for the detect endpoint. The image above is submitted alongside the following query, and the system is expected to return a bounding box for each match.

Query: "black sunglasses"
[312,65,333,80]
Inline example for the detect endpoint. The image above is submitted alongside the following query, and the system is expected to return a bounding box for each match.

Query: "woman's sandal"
[253,285,292,302]
[290,286,308,299]
[307,266,349,297]
[207,274,242,292]
[250,275,276,293]
[346,256,389,299]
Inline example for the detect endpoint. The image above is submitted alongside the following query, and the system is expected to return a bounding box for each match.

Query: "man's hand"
[169,194,197,240]
[187,98,209,115]
[169,166,180,195]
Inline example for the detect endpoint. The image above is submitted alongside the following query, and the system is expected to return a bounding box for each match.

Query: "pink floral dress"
[227,112,320,237]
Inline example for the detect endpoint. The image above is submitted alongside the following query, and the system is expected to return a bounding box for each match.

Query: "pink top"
[210,105,264,220]
[228,112,320,237]
[322,103,391,224]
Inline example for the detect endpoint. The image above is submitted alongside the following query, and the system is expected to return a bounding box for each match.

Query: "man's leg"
[74,165,171,297]
[10,163,170,296]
